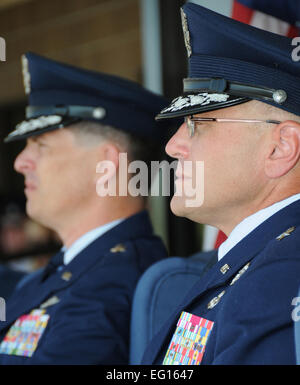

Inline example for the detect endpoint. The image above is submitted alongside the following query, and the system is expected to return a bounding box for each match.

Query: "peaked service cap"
[157,2,300,120]
[5,52,170,143]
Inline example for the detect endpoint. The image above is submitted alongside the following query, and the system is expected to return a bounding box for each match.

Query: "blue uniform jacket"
[0,211,167,365]
[0,266,25,300]
[142,200,300,365]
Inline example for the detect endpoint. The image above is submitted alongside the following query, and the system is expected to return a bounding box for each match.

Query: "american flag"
[233,0,299,37]
[203,0,299,251]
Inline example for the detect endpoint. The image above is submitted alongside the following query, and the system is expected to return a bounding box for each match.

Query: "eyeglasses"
[184,116,282,138]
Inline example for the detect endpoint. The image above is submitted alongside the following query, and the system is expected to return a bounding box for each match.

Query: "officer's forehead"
[27,127,70,143]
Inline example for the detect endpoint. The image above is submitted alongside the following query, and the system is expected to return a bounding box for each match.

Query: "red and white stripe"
[232,1,298,37]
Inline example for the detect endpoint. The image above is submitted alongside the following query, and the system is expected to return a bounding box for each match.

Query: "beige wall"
[0,0,142,105]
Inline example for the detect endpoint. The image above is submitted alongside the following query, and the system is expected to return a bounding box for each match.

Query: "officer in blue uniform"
[142,3,300,365]
[0,53,169,364]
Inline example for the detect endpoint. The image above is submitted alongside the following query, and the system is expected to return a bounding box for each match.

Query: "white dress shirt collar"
[218,193,300,261]
[62,218,124,265]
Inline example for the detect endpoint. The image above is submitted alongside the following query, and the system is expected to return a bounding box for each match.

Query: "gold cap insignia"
[110,244,126,253]
[180,8,192,58]
[61,271,72,281]
[21,55,31,95]
[276,226,295,241]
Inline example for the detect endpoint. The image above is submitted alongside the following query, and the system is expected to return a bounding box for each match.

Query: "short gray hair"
[68,120,164,184]
[69,121,130,151]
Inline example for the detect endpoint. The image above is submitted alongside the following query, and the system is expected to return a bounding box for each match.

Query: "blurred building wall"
[0,0,142,106]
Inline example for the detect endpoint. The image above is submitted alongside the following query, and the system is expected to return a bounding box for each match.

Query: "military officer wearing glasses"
[0,53,169,364]
[142,3,300,365]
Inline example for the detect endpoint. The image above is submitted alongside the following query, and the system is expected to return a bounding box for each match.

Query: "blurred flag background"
[233,0,299,37]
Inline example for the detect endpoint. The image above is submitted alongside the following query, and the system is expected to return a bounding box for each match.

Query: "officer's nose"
[165,122,191,160]
[14,141,36,175]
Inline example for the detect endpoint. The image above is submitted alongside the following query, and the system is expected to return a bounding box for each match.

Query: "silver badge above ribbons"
[230,262,250,286]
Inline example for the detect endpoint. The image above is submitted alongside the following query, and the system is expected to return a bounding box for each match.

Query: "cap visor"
[4,116,81,143]
[156,92,249,120]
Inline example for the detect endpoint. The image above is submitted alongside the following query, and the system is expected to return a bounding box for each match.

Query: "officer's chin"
[26,200,37,221]
[170,195,189,218]
[26,200,43,224]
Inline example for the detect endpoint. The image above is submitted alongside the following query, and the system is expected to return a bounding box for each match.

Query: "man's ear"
[102,143,120,170]
[265,120,300,178]
[95,143,120,188]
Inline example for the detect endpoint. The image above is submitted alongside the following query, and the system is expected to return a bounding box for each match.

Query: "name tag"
[163,311,214,365]
[0,309,49,357]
